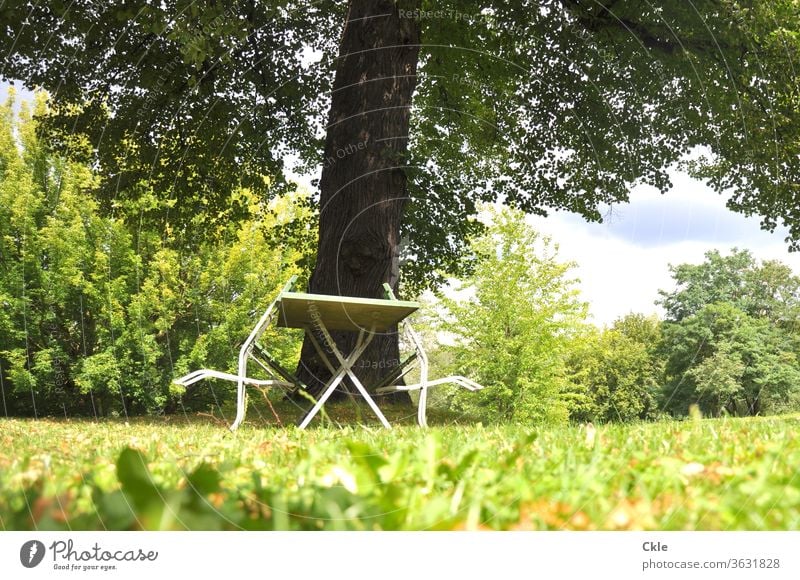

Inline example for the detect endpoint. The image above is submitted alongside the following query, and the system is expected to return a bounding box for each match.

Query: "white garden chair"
[173,276,301,431]
[374,284,484,427]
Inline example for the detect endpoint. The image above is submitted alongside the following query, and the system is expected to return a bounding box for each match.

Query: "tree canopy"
[657,248,800,324]
[3,1,800,289]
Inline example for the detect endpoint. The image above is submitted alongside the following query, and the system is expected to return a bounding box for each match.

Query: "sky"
[4,79,797,327]
[525,172,800,326]
[0,79,35,113]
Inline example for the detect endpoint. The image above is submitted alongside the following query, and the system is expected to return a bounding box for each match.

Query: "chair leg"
[402,321,430,427]
[231,289,285,431]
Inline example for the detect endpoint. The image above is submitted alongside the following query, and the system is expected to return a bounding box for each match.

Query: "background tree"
[658,248,800,325]
[660,302,800,417]
[684,340,745,417]
[658,250,800,417]
[566,314,662,423]
[3,1,800,395]
[431,206,587,424]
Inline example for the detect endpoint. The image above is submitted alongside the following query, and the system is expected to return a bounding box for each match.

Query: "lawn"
[1,405,799,530]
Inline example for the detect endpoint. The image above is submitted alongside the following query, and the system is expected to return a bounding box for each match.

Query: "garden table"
[174,277,483,430]
[277,287,420,430]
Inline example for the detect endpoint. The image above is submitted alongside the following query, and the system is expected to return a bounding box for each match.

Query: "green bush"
[566,314,663,423]
[430,206,588,424]
[0,91,314,417]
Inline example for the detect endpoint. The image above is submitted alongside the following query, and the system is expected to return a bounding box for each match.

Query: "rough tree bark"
[295,0,421,402]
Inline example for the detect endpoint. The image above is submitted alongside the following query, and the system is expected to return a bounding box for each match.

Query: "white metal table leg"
[297,327,378,428]
[316,321,391,429]
[306,326,359,407]
[345,368,392,429]
[298,317,393,429]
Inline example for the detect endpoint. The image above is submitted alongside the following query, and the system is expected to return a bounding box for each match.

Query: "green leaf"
[116,447,160,510]
[187,463,222,496]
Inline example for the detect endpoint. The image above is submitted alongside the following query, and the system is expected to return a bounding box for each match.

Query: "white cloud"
[527,172,800,326]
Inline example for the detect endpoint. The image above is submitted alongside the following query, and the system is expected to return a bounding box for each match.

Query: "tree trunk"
[295,0,421,403]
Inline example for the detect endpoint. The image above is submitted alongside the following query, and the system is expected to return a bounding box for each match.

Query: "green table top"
[276,292,420,332]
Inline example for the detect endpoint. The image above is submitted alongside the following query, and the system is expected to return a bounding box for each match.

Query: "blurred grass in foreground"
[1,406,799,530]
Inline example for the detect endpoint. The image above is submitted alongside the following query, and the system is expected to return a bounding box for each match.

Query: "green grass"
[1,405,799,530]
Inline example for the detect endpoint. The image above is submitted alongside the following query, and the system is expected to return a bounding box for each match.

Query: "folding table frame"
[276,283,419,429]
